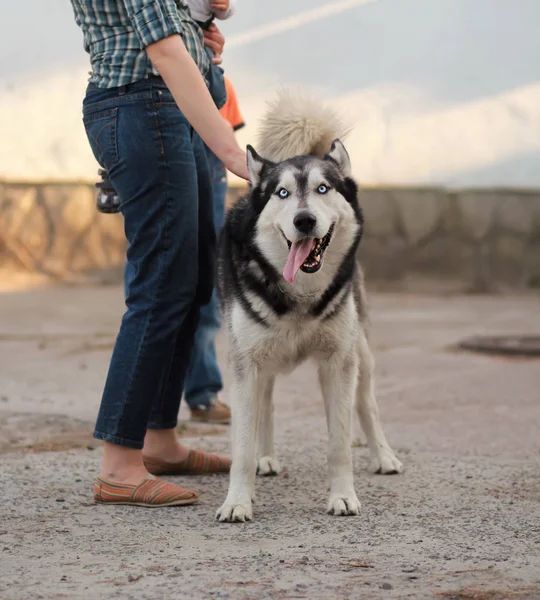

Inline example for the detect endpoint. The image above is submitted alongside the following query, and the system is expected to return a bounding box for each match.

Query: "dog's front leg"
[216,364,267,523]
[318,355,361,516]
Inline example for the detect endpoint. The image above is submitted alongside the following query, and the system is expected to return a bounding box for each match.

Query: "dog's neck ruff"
[233,232,360,327]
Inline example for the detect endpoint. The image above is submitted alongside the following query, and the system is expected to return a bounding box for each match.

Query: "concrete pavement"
[0,285,539,599]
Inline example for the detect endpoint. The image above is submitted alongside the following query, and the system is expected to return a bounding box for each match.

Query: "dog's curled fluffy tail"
[256,90,351,163]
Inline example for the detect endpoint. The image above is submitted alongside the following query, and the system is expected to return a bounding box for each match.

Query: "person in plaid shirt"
[94,0,236,214]
[70,0,248,507]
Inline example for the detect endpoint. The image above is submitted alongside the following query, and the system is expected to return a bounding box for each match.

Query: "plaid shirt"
[71,0,210,88]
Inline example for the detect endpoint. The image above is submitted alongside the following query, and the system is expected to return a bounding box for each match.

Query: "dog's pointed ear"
[246,145,266,187]
[325,139,351,177]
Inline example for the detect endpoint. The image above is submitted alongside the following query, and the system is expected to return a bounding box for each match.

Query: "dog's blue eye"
[317,184,328,194]
[277,188,289,199]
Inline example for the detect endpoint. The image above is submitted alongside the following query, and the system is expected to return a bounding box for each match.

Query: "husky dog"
[216,93,402,523]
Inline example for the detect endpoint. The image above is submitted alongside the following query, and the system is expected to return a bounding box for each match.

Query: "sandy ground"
[0,284,539,600]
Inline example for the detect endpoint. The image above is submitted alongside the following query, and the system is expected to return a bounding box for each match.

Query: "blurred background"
[1,0,539,186]
[0,0,539,290]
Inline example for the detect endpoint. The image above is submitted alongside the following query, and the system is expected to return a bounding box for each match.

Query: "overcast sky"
[0,0,539,186]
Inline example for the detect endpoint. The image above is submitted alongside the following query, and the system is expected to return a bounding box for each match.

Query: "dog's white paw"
[368,447,403,474]
[216,500,253,523]
[257,456,281,476]
[327,493,361,516]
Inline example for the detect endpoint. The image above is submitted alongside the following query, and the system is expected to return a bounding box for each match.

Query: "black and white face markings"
[219,144,364,327]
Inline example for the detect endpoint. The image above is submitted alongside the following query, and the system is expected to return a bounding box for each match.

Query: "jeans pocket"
[83,107,119,171]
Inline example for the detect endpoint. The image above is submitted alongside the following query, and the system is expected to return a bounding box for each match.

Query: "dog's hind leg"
[256,377,280,476]
[216,364,269,523]
[318,354,361,516]
[356,329,403,474]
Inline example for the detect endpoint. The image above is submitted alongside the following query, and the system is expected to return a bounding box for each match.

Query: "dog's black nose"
[293,211,317,234]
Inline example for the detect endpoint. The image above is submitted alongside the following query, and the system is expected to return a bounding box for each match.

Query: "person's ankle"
[99,465,150,485]
[143,428,189,461]
[99,442,149,484]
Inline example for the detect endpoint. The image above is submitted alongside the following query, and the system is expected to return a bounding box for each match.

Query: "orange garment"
[220,77,245,131]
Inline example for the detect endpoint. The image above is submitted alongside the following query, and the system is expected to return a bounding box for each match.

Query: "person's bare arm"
[146,35,248,180]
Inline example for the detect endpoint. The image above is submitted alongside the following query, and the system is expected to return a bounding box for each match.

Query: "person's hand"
[224,148,249,181]
[203,24,225,64]
[211,0,229,10]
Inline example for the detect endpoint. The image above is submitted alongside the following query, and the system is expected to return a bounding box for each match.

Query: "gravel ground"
[0,285,539,600]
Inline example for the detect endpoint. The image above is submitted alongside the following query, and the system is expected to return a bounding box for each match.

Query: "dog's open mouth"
[282,224,334,283]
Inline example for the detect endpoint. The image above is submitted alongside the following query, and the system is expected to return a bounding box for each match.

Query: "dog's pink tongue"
[283,238,316,283]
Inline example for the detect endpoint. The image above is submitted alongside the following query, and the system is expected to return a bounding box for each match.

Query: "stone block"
[394,189,447,244]
[489,234,527,286]
[1,185,39,232]
[469,242,493,293]
[359,235,408,281]
[533,210,540,240]
[408,237,475,280]
[38,185,94,274]
[440,193,465,237]
[95,213,126,256]
[525,241,540,289]
[57,185,96,235]
[0,185,50,272]
[456,191,496,240]
[496,193,535,236]
[360,189,399,237]
[494,234,526,261]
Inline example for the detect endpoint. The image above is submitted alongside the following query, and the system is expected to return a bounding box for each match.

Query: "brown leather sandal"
[143,449,231,476]
[93,476,199,507]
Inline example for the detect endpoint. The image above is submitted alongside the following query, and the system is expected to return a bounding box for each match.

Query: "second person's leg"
[184,148,229,422]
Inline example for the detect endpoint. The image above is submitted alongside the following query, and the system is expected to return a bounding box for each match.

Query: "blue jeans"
[183,150,227,409]
[205,48,227,110]
[83,77,215,449]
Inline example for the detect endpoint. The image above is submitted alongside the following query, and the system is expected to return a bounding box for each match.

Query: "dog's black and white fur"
[216,93,402,522]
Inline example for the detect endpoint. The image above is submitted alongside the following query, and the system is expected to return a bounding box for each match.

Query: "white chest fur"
[228,293,358,375]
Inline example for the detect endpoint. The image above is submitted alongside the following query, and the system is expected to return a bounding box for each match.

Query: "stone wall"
[0,182,125,282]
[357,188,540,291]
[1,181,539,292]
